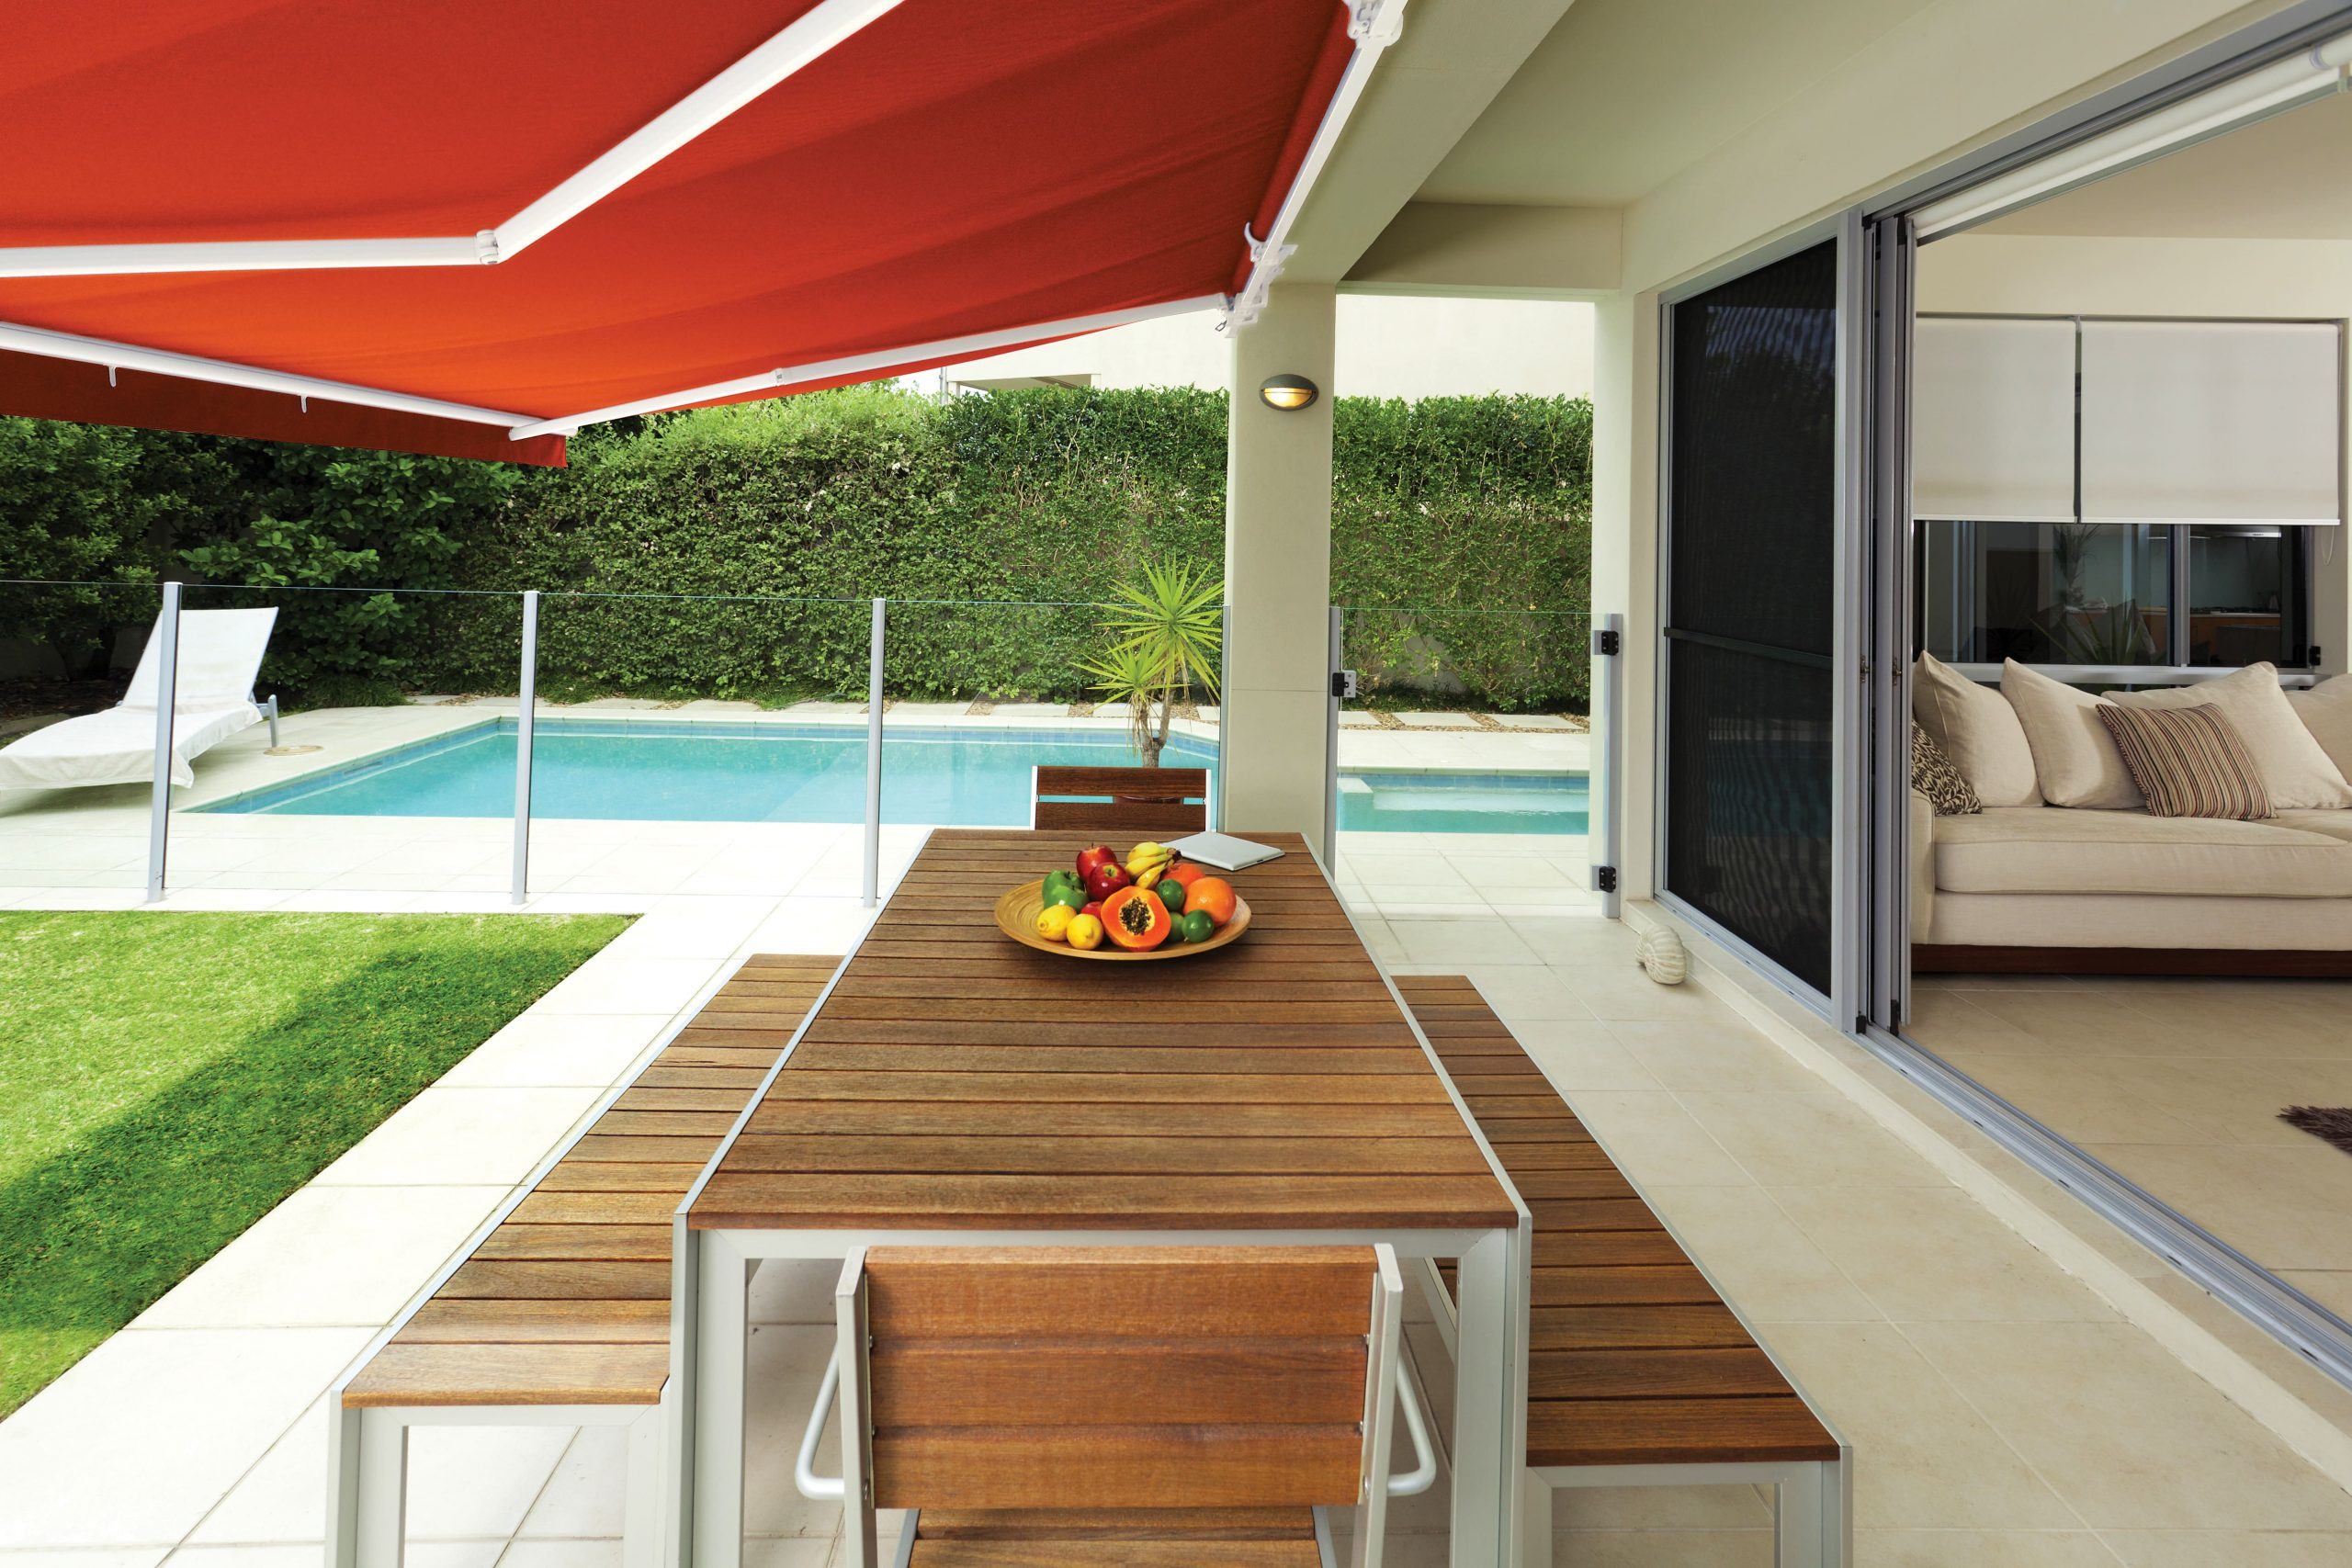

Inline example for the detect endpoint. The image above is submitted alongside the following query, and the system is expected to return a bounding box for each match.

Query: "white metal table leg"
[351,1409,408,1568]
[1450,1224,1527,1567]
[691,1233,752,1568]
[625,1393,673,1568]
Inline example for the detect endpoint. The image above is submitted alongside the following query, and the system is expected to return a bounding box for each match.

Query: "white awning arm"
[1220,0,1409,333]
[512,294,1227,438]
[0,0,903,279]
[0,318,541,430]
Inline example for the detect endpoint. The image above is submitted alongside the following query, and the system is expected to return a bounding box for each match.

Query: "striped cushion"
[2095,703,2273,821]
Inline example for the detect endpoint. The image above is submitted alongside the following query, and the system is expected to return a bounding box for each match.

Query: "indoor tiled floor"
[1910,974,2352,1319]
[4,874,2352,1563]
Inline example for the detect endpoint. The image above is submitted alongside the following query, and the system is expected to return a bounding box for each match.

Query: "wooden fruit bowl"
[994,878,1250,962]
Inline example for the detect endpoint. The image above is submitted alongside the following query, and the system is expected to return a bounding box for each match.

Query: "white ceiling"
[1416,0,1936,207]
[1975,87,2352,241]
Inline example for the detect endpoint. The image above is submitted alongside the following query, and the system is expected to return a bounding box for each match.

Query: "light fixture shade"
[1260,373,1318,411]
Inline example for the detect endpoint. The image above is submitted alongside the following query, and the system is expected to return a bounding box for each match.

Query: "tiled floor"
[4,864,2351,1563]
[1909,974,2352,1319]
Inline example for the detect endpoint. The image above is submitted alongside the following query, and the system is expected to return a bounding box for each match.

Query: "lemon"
[1066,912,1105,950]
[1035,903,1076,942]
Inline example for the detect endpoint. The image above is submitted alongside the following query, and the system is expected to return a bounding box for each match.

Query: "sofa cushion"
[2272,809,2352,846]
[2001,660,2142,809]
[2096,704,2272,820]
[1914,651,2041,807]
[1931,806,2352,898]
[1912,725,1980,816]
[2288,675,2352,782]
[2122,663,2352,811]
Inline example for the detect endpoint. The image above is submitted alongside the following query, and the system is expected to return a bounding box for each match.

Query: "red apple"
[1075,844,1117,881]
[1084,862,1133,901]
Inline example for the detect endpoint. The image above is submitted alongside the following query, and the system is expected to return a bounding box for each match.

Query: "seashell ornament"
[1635,928,1688,986]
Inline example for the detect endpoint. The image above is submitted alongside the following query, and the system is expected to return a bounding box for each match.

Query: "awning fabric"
[0,1,1359,466]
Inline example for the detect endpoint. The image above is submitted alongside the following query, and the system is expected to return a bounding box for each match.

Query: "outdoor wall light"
[1259,373,1319,412]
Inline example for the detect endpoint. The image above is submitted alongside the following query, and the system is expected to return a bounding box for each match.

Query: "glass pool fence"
[1,581,1604,909]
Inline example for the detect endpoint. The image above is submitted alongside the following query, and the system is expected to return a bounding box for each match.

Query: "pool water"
[1339,771,1589,836]
[197,717,1588,834]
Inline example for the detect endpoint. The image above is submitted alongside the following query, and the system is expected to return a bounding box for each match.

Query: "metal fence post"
[143,581,182,902]
[1591,611,1623,919]
[1323,605,1343,868]
[512,590,538,906]
[863,598,885,908]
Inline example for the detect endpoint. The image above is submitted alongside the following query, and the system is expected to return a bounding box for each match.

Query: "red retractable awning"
[0,0,1382,466]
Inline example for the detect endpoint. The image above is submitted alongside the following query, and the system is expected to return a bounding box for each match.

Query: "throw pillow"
[2117,662,2352,811]
[2096,704,2273,820]
[1913,651,2041,807]
[1911,724,1981,816]
[2001,659,2141,809]
[2288,675,2352,782]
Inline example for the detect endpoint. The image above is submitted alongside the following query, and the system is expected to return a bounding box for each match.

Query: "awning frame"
[0,0,1403,449]
[0,0,904,280]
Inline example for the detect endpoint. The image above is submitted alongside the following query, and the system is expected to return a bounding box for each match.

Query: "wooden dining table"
[670,828,1532,1567]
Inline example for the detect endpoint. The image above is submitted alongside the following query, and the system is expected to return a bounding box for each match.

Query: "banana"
[1125,841,1174,884]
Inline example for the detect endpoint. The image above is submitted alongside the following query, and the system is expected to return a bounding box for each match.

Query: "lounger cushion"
[0,703,258,790]
[1932,805,2352,898]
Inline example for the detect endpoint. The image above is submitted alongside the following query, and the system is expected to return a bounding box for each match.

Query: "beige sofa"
[1910,660,2352,973]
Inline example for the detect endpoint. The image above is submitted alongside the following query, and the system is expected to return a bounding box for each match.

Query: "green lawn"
[0,909,630,1417]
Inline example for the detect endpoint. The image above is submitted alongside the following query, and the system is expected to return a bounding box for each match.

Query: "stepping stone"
[1487,712,1575,730]
[1396,711,1481,728]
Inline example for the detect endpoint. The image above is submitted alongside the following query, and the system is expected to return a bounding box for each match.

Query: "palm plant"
[1078,558,1224,767]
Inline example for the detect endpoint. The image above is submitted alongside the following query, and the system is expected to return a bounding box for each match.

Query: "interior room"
[1902,86,2352,1325]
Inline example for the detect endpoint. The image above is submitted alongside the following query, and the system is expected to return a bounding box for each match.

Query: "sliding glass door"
[1661,239,1847,998]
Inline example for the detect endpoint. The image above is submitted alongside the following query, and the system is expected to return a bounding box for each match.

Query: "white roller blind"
[2080,320,2342,525]
[1911,316,2077,522]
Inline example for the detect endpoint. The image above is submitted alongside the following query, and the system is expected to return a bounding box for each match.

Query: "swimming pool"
[1339,771,1588,836]
[197,716,1586,833]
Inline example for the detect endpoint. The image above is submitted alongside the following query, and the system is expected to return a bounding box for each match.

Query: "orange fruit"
[1182,875,1237,927]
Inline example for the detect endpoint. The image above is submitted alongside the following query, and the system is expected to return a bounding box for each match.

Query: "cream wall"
[1917,231,2352,674]
[944,296,1594,400]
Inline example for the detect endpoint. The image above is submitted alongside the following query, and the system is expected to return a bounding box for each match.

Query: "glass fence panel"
[0,578,167,896]
[165,583,525,899]
[1333,605,1595,924]
[878,598,1220,852]
[524,592,874,899]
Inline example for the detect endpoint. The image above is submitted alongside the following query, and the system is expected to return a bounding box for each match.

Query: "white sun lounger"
[0,607,278,791]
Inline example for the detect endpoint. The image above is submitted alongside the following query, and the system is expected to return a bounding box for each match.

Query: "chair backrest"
[122,607,277,710]
[1031,764,1208,835]
[832,1245,1401,1564]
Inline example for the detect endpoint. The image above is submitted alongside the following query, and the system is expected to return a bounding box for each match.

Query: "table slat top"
[689,829,1516,1234]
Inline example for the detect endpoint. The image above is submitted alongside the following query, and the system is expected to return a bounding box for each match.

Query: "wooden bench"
[326,953,838,1568]
[1030,764,1208,835]
[1394,975,1851,1568]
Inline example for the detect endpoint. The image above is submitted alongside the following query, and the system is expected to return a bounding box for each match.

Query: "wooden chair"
[1030,764,1207,836]
[799,1245,1433,1567]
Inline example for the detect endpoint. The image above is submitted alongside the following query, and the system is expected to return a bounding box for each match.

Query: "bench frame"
[322,952,795,1568]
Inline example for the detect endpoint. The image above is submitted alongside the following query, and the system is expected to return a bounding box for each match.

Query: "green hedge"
[0,385,1591,710]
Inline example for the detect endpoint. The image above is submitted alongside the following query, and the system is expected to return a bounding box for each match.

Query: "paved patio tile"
[140,1184,503,1328]
[312,1086,605,1187]
[435,1012,677,1089]
[0,1326,368,1549]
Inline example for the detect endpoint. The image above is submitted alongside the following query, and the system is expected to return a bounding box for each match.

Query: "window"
[1911,313,2331,672]
[1915,520,2308,669]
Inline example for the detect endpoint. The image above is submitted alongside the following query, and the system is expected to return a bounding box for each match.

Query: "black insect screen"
[1664,240,1838,995]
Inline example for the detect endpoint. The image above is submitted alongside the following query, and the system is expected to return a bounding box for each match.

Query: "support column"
[1223,281,1337,840]
[1590,291,1660,900]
